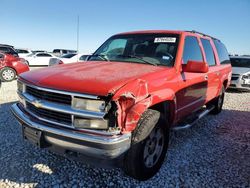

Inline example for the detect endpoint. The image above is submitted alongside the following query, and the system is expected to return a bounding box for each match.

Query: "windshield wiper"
[90,54,109,61]
[117,55,157,66]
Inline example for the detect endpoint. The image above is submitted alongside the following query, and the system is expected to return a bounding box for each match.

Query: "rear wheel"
[0,67,16,82]
[123,109,169,180]
[208,86,225,114]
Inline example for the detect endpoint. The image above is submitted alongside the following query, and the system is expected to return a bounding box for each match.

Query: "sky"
[0,0,249,54]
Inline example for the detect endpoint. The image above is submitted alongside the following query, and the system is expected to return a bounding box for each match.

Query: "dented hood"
[19,61,166,96]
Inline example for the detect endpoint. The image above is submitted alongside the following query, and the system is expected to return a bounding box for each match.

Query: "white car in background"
[49,53,90,66]
[15,48,33,58]
[24,52,56,66]
[229,56,250,91]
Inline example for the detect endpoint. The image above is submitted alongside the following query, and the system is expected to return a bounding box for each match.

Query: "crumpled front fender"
[112,79,175,133]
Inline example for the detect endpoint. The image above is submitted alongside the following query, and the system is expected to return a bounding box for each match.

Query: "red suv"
[0,52,29,81]
[11,30,231,180]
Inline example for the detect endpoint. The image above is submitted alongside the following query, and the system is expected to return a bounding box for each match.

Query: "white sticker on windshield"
[154,37,176,43]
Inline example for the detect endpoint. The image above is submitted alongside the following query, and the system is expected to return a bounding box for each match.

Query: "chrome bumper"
[229,79,250,90]
[11,103,131,160]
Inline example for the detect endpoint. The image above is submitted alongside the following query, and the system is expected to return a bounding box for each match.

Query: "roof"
[117,30,183,35]
[0,44,14,48]
[115,30,219,40]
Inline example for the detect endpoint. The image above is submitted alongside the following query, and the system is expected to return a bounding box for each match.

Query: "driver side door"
[176,36,208,121]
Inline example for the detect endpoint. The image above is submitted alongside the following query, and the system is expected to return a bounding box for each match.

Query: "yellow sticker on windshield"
[154,37,176,43]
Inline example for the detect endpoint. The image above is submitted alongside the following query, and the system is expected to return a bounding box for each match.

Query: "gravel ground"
[0,80,249,188]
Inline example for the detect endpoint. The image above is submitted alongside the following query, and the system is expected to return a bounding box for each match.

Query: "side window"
[182,36,203,64]
[201,39,216,66]
[213,40,230,64]
[36,53,52,57]
[0,53,4,59]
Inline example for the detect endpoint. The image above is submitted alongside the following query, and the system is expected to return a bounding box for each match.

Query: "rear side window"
[213,40,230,64]
[201,39,216,66]
[182,36,203,64]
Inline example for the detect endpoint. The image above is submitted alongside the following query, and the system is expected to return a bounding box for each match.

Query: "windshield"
[88,33,179,66]
[230,58,250,68]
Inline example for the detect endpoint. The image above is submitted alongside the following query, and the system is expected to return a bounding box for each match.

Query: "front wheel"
[123,109,169,180]
[0,67,16,82]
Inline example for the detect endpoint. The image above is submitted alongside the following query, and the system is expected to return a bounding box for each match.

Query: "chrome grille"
[26,102,72,125]
[17,81,110,134]
[231,77,239,80]
[26,86,72,105]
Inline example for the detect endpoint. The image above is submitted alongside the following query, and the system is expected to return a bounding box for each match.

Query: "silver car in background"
[229,56,250,91]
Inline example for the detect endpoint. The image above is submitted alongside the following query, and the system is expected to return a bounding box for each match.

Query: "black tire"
[123,109,169,180]
[208,86,225,114]
[0,67,16,82]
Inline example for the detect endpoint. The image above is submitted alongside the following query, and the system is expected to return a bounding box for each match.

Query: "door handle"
[216,72,220,76]
[204,75,208,80]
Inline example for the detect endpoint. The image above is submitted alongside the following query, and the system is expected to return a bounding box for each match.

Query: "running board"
[172,106,215,131]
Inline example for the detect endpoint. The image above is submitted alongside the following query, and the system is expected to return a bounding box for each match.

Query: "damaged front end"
[111,79,153,133]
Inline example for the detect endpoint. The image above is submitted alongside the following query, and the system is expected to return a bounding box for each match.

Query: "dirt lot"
[0,79,249,188]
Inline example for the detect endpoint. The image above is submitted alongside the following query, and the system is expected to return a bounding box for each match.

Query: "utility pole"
[76,15,79,61]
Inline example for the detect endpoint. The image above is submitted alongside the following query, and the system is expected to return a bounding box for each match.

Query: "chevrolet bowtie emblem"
[32,100,42,108]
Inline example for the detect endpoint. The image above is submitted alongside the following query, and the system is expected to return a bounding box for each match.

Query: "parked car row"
[49,53,90,66]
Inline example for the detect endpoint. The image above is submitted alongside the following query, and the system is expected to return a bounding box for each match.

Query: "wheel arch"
[149,100,176,127]
[120,92,176,133]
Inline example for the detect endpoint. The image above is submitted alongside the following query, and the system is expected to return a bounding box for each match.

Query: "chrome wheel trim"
[143,127,164,168]
[2,69,15,81]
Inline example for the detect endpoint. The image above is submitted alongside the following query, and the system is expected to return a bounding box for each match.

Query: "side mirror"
[183,60,208,73]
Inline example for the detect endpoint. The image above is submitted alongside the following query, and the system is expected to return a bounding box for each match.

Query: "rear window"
[0,47,18,56]
[213,40,230,64]
[230,58,250,68]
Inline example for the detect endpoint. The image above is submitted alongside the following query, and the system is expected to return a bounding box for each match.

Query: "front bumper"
[11,103,131,162]
[229,78,250,91]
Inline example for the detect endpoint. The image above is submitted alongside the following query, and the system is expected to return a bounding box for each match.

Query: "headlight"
[242,74,250,80]
[72,97,106,112]
[74,118,108,130]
